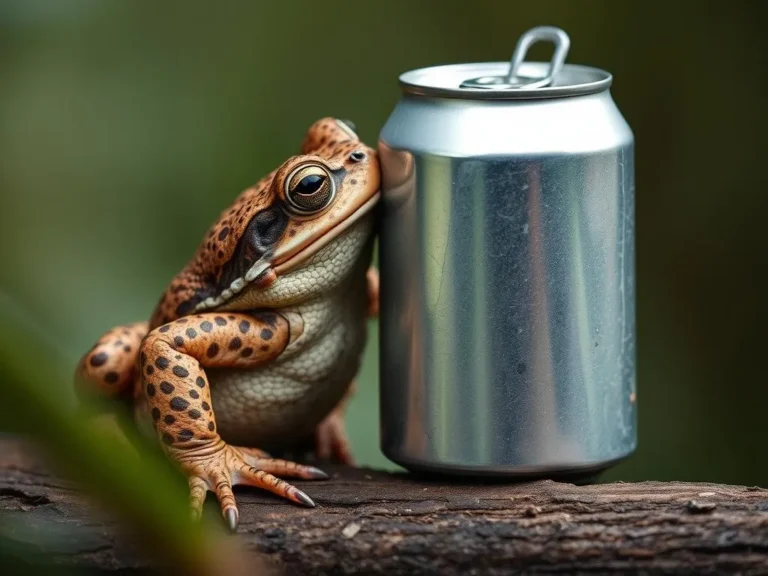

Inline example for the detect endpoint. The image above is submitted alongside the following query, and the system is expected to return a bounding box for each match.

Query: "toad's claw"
[294,490,316,507]
[183,444,325,531]
[225,508,238,533]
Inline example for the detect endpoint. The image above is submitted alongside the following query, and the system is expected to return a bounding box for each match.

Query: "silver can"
[377,26,636,477]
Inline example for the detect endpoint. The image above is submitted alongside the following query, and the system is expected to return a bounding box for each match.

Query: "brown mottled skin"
[74,118,380,530]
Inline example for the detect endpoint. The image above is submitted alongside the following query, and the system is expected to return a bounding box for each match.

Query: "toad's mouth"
[192,192,380,313]
[272,191,380,275]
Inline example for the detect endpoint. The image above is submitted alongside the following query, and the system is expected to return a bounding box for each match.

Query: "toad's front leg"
[139,311,326,531]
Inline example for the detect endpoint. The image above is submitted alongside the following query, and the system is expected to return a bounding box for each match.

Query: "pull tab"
[460,26,571,90]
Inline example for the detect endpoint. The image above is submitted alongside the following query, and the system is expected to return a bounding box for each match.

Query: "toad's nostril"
[349,150,366,162]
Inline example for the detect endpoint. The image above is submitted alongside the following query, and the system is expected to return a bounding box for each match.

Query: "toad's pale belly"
[209,289,367,448]
[132,214,375,450]
[206,224,372,449]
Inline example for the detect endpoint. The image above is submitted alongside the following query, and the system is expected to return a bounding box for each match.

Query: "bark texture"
[1,438,767,575]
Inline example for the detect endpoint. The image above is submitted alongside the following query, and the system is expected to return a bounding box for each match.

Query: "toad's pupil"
[295,174,324,195]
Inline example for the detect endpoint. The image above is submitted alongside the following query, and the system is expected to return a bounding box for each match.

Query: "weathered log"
[1,438,767,575]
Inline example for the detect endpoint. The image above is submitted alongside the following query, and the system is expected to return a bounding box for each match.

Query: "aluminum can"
[377,27,636,477]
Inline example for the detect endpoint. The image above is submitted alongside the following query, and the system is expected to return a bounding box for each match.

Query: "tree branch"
[1,438,767,574]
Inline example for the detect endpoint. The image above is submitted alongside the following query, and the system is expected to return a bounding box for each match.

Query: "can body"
[378,63,636,476]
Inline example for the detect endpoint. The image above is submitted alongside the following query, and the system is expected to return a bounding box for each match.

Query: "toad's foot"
[184,443,328,531]
[366,266,379,318]
[315,412,354,465]
[315,389,355,465]
[139,310,319,531]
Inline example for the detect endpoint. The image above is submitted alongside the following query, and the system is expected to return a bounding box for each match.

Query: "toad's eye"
[295,174,324,194]
[285,165,335,215]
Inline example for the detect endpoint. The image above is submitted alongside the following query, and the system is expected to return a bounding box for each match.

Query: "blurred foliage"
[0,293,260,575]
[0,0,765,528]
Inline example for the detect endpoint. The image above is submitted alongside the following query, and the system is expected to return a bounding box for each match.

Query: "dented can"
[377,27,636,476]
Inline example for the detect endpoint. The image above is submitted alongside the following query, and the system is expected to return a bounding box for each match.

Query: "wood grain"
[1,438,767,575]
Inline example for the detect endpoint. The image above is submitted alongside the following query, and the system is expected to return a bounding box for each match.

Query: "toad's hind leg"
[74,322,148,401]
[139,311,326,531]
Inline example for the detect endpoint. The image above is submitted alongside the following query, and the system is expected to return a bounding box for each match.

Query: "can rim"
[399,61,613,100]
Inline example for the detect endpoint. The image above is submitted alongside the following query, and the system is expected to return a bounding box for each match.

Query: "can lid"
[399,26,612,100]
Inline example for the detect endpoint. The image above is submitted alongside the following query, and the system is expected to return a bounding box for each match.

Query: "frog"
[74,118,380,531]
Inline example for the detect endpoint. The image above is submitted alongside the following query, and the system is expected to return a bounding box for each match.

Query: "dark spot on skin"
[104,371,119,383]
[122,329,130,336]
[206,343,219,358]
[289,229,296,237]
[155,357,170,370]
[162,433,174,445]
[239,321,250,334]
[146,365,155,375]
[175,354,181,360]
[176,318,188,324]
[189,389,199,399]
[260,329,273,340]
[177,429,194,442]
[254,311,279,328]
[196,376,206,388]
[228,337,242,350]
[517,362,526,375]
[208,422,215,431]
[217,250,224,258]
[173,366,189,378]
[241,347,253,358]
[218,227,230,241]
[140,352,147,365]
[159,325,170,333]
[174,336,184,347]
[124,345,131,353]
[215,316,227,326]
[228,315,235,320]
[147,383,156,397]
[175,296,204,318]
[202,401,210,411]
[151,408,161,421]
[351,178,358,185]
[90,352,108,367]
[188,409,201,420]
[260,344,269,352]
[160,381,174,394]
[186,328,197,339]
[170,397,190,411]
[164,415,175,425]
[114,340,123,347]
[200,321,213,333]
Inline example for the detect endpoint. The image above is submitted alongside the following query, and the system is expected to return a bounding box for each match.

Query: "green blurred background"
[1,0,766,486]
